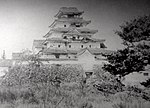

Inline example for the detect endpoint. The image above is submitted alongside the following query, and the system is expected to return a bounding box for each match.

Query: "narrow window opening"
[55,54,60,59]
[58,45,60,47]
[143,73,149,76]
[69,45,71,48]
[89,45,91,48]
[100,43,106,48]
[63,36,67,39]
[81,45,83,48]
[64,25,66,27]
[72,37,76,40]
[76,24,80,27]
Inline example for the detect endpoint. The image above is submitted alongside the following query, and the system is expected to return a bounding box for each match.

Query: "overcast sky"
[0,0,150,58]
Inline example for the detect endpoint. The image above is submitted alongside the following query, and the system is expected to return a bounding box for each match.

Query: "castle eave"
[54,7,84,18]
[33,40,46,48]
[56,18,91,24]
[46,38,70,43]
[49,27,98,34]
[38,58,78,61]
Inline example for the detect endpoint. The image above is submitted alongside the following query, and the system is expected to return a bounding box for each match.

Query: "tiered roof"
[55,7,84,18]
[42,48,113,55]
[39,7,111,60]
[33,40,45,48]
[44,27,98,38]
[50,18,91,28]
[46,38,70,43]
[49,27,98,33]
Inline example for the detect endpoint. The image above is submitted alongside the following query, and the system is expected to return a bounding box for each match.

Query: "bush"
[0,87,17,104]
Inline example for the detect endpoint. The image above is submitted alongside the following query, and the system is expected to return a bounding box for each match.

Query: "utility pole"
[2,50,6,59]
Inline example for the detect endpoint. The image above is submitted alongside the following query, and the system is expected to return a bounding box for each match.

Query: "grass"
[0,103,41,108]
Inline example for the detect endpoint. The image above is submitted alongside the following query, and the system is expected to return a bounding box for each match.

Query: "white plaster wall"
[46,41,102,50]
[59,55,67,59]
[67,42,101,49]
[78,50,96,71]
[49,32,63,38]
[54,22,70,28]
[47,42,66,49]
[42,60,78,65]
[90,42,101,48]
[40,54,56,59]
[40,58,106,72]
[67,42,82,49]
[67,54,76,59]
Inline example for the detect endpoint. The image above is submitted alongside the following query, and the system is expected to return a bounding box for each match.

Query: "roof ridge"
[77,47,92,56]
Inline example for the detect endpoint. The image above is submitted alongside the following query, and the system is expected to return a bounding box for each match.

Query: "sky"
[0,0,150,59]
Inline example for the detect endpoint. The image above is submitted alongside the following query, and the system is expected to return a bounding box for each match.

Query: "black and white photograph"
[0,0,150,108]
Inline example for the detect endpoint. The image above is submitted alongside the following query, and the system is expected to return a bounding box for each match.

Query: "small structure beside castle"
[32,7,112,72]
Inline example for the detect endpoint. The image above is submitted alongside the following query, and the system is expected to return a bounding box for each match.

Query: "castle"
[2,7,149,84]
[32,7,113,71]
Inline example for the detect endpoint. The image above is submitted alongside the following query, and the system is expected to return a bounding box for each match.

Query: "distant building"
[32,7,113,72]
[12,52,24,65]
[0,59,12,76]
[11,52,32,65]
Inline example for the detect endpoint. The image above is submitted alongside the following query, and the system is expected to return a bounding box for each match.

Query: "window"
[81,45,83,48]
[43,43,47,45]
[100,43,106,48]
[143,73,149,76]
[58,45,60,47]
[69,45,71,48]
[89,45,91,48]
[70,23,76,27]
[76,23,81,27]
[72,37,76,40]
[81,31,90,33]
[64,25,66,27]
[68,14,74,18]
[55,54,60,59]
[63,36,67,39]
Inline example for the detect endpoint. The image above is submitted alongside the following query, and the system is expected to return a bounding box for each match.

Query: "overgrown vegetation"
[1,64,150,108]
[103,15,150,81]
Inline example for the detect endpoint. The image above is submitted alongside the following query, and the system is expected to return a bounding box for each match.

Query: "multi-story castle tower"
[32,7,112,71]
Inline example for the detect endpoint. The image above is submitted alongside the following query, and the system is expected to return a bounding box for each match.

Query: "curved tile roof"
[55,7,84,17]
[42,48,114,55]
[33,40,45,48]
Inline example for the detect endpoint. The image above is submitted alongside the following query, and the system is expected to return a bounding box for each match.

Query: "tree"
[103,48,145,77]
[116,15,150,47]
[103,14,150,78]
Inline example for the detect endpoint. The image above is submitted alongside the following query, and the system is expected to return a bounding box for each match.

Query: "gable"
[77,49,95,63]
